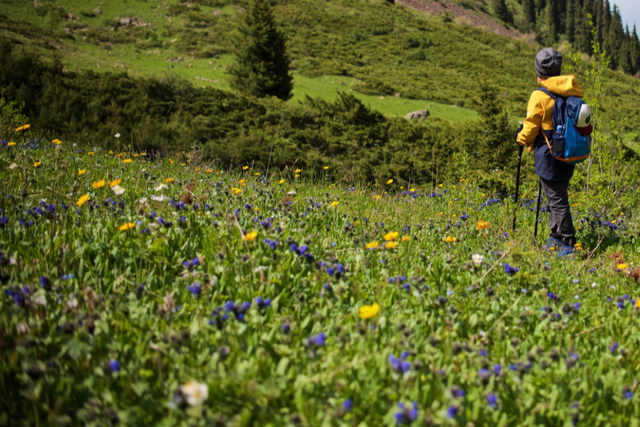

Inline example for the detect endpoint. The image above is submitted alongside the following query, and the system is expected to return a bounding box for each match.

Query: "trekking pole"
[512,144,524,233]
[534,179,542,240]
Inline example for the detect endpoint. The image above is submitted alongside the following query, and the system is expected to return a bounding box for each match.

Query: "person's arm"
[516,92,544,147]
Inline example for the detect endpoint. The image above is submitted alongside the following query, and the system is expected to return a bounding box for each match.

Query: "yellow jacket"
[517,75,584,150]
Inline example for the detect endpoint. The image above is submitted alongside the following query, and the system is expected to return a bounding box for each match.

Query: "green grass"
[1,133,640,425]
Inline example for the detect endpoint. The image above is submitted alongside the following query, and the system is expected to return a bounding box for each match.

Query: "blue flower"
[388,354,411,373]
[109,360,121,372]
[187,283,201,296]
[626,391,633,399]
[310,332,326,347]
[343,399,353,412]
[503,264,519,275]
[487,393,498,409]
[394,402,418,425]
[494,364,502,376]
[39,276,51,290]
[446,405,458,419]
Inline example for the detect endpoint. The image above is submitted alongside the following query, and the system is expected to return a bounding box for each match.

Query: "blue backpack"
[537,87,592,165]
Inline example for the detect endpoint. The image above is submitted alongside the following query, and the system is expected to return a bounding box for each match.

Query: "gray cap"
[535,47,562,79]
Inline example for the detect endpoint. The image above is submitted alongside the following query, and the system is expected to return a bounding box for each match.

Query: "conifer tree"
[632,25,640,74]
[523,0,537,27]
[546,0,559,43]
[492,0,513,25]
[230,0,293,100]
[565,0,575,43]
[604,5,623,69]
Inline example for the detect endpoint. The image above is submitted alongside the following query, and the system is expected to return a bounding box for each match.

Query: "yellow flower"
[366,241,379,250]
[123,159,132,164]
[254,172,260,176]
[239,179,246,187]
[400,186,404,190]
[294,168,302,173]
[330,201,339,207]
[119,222,136,231]
[244,231,258,241]
[195,168,200,171]
[76,194,90,207]
[358,302,380,319]
[52,139,62,145]
[243,166,249,170]
[373,195,382,200]
[15,124,30,132]
[409,188,415,192]
[475,220,490,231]
[165,178,174,184]
[205,169,213,173]
[459,178,466,182]
[141,152,147,156]
[232,187,242,195]
[572,203,579,207]
[383,231,398,241]
[92,180,106,189]
[294,174,300,178]
[438,184,443,188]
[635,299,640,309]
[386,179,393,184]
[401,236,411,242]
[7,142,16,147]
[134,154,139,157]
[33,161,42,168]
[278,179,285,184]
[78,169,86,175]
[88,152,95,156]
[110,179,121,188]
[444,236,457,243]
[117,153,123,157]
[385,241,398,249]
[324,166,329,170]
[617,263,628,270]
[181,163,186,166]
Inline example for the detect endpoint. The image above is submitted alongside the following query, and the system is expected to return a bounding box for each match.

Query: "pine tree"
[230,0,293,100]
[546,0,560,43]
[565,0,575,43]
[632,25,640,74]
[620,26,634,74]
[595,0,606,45]
[604,5,624,69]
[492,0,513,25]
[523,0,537,27]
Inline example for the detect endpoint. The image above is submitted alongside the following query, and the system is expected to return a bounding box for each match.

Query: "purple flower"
[388,354,411,373]
[394,402,418,425]
[503,263,519,275]
[310,332,326,347]
[493,363,502,376]
[187,283,201,296]
[109,360,121,372]
[487,393,498,409]
[343,399,353,412]
[446,405,458,419]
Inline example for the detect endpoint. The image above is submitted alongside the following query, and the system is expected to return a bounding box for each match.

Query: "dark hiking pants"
[540,178,576,246]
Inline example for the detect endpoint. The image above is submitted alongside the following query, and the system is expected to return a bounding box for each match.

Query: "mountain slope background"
[0,0,639,180]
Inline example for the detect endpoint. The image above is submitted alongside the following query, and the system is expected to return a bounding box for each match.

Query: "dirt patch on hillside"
[397,0,523,39]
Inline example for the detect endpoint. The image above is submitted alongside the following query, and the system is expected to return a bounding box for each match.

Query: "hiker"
[514,47,586,256]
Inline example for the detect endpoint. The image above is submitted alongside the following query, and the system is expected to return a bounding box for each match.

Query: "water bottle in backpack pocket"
[537,88,592,165]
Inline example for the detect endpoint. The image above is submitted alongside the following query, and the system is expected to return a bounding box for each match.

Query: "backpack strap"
[535,87,558,100]
[534,88,558,156]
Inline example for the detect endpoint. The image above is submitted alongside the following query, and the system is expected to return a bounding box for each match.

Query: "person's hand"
[514,122,523,143]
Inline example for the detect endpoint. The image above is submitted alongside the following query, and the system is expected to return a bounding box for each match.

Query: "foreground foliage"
[1,133,640,426]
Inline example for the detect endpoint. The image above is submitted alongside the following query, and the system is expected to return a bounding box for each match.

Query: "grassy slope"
[0,0,639,131]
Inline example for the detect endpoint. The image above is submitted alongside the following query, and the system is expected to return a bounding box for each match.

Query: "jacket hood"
[540,75,584,98]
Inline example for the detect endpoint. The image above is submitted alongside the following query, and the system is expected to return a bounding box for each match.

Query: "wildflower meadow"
[1,130,640,426]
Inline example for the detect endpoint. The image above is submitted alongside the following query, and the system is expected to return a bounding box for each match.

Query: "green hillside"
[1,0,638,127]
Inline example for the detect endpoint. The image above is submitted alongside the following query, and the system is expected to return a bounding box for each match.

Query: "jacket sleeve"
[516,91,544,148]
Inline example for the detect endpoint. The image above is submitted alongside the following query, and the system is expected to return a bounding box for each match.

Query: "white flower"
[9,163,17,170]
[471,254,484,267]
[151,195,169,202]
[180,380,208,406]
[68,298,78,309]
[111,185,125,196]
[591,282,597,288]
[17,323,29,334]
[139,197,148,205]
[114,133,121,138]
[33,294,47,306]
[155,184,168,192]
